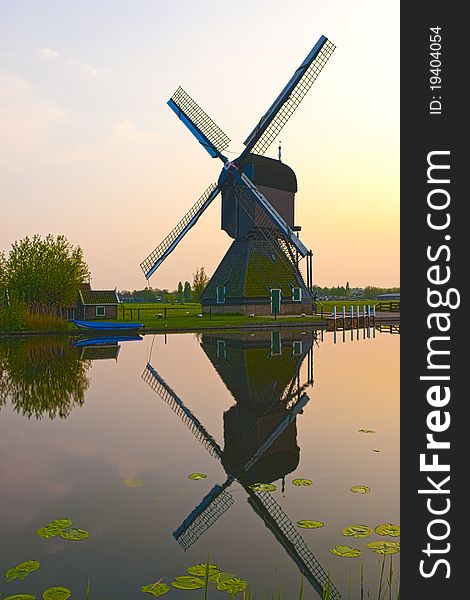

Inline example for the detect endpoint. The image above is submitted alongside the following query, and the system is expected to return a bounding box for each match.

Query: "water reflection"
[143,330,340,600]
[0,337,90,419]
[0,334,142,419]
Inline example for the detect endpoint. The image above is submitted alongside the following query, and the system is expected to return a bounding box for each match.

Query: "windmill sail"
[242,36,336,158]
[248,491,341,600]
[168,87,230,159]
[140,183,220,280]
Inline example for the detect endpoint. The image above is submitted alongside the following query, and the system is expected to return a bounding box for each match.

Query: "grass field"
[116,302,324,331]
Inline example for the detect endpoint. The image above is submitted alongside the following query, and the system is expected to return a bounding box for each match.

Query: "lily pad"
[357,429,375,434]
[249,483,277,493]
[42,588,72,600]
[217,577,247,594]
[329,545,361,558]
[36,526,62,539]
[141,582,171,597]
[297,520,325,529]
[171,576,205,590]
[366,541,400,555]
[187,564,220,577]
[48,519,72,530]
[350,485,371,494]
[341,525,373,539]
[124,478,143,487]
[3,596,37,600]
[188,473,207,481]
[209,572,237,584]
[375,523,400,537]
[292,478,313,487]
[5,561,40,582]
[60,528,89,541]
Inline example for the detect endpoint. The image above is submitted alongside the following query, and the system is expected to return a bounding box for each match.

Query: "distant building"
[376,293,400,300]
[66,283,120,320]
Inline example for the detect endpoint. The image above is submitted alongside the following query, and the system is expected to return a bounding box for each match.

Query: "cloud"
[0,72,67,168]
[36,46,98,77]
[37,47,60,60]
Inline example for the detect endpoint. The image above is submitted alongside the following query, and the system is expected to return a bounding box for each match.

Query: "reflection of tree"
[0,337,90,419]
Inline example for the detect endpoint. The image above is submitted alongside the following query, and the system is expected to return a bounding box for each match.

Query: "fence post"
[342,305,346,329]
[164,307,167,320]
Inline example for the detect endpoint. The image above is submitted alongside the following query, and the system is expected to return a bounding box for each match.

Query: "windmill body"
[140,35,335,315]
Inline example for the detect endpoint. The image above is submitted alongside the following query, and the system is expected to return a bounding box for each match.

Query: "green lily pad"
[42,588,72,600]
[292,478,313,487]
[341,525,373,539]
[171,576,205,590]
[188,473,207,481]
[358,429,375,433]
[48,519,72,530]
[217,577,247,594]
[329,545,361,558]
[208,572,237,584]
[60,528,89,541]
[249,483,277,492]
[375,523,400,537]
[366,541,400,555]
[124,478,143,487]
[141,582,171,597]
[350,485,371,494]
[5,561,40,582]
[187,564,219,577]
[3,596,37,600]
[36,526,62,539]
[297,520,325,529]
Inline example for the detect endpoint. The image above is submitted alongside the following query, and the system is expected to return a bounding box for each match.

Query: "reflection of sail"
[142,331,340,599]
[248,490,338,600]
[172,393,308,551]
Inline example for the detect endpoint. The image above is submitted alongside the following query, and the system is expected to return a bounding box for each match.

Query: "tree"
[176,281,183,303]
[5,234,90,314]
[192,267,209,302]
[184,281,191,303]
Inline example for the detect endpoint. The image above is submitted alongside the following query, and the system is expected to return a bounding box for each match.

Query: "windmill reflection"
[142,330,340,600]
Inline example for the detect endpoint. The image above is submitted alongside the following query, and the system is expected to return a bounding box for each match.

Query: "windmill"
[141,332,341,599]
[140,36,335,315]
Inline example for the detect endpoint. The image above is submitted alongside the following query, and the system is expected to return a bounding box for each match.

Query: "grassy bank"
[118,302,324,332]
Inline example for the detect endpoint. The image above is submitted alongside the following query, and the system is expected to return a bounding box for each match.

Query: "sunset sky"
[0,0,399,291]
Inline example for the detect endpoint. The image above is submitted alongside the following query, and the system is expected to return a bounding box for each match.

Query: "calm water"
[0,327,399,599]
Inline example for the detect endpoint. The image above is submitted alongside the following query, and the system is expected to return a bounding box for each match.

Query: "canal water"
[0,328,399,599]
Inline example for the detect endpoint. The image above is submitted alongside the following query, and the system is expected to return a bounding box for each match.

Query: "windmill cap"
[246,153,297,193]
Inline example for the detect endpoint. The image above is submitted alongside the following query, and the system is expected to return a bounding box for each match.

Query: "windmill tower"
[140,36,335,315]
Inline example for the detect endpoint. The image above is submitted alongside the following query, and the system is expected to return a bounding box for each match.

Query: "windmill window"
[216,339,227,359]
[292,287,302,302]
[271,331,282,355]
[216,286,226,304]
[96,306,105,317]
[293,340,303,355]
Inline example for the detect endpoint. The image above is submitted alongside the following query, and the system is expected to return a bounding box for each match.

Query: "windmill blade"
[172,393,310,550]
[173,478,235,551]
[142,362,224,459]
[140,183,220,280]
[248,491,341,600]
[168,87,230,159]
[231,168,309,258]
[241,35,335,158]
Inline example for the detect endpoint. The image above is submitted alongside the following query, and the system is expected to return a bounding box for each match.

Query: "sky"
[0,0,399,291]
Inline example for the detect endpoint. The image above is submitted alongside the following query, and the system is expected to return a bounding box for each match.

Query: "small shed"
[74,286,120,320]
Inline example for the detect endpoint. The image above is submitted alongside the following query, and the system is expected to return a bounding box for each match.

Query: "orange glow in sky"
[0,1,399,290]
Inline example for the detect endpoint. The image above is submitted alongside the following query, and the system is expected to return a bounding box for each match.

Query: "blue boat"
[72,320,143,331]
[74,335,143,347]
